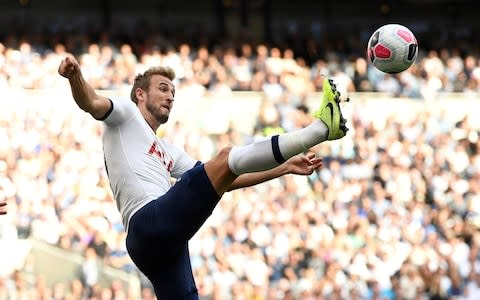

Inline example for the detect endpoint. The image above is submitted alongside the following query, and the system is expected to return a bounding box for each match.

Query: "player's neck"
[139,107,160,132]
[144,118,158,133]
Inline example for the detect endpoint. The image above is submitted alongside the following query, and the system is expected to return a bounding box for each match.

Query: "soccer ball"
[367,24,418,73]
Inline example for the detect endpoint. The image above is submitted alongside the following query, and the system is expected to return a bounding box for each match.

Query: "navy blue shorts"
[126,163,220,299]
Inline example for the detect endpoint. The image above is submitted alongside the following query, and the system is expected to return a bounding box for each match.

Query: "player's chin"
[156,114,169,124]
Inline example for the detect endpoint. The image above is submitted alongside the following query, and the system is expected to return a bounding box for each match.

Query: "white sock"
[228,120,328,175]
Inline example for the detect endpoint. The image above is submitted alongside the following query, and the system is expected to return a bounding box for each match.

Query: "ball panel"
[407,44,418,61]
[368,31,380,48]
[368,48,375,63]
[373,44,392,59]
[397,29,414,43]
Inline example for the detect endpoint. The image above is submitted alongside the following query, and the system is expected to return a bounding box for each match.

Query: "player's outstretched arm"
[227,152,322,191]
[58,56,111,120]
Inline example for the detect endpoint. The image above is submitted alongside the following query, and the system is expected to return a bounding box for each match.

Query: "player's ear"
[135,88,146,103]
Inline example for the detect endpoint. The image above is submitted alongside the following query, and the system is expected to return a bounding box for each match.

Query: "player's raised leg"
[227,78,348,175]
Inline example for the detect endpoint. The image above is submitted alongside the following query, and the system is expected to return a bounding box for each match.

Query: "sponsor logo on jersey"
[148,141,174,172]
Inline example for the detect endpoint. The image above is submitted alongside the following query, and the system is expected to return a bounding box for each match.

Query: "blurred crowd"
[0,29,479,300]
[1,27,480,102]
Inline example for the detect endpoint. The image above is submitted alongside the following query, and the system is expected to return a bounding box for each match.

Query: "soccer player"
[58,55,348,299]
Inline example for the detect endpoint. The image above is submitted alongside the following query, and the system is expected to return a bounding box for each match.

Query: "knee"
[210,147,233,169]
[205,146,232,171]
[216,146,232,160]
[220,146,243,176]
[203,147,238,195]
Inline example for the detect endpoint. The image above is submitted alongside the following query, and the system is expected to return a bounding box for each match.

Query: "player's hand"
[0,199,7,215]
[285,152,323,175]
[58,56,81,79]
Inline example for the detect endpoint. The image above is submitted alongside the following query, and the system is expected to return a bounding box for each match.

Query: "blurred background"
[0,0,479,299]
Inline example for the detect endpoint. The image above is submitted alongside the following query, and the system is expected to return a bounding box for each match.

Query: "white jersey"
[102,97,197,230]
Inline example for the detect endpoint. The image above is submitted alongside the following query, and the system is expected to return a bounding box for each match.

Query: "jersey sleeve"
[168,143,199,178]
[101,97,137,127]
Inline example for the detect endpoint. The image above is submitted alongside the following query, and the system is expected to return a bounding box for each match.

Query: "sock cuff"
[271,135,286,164]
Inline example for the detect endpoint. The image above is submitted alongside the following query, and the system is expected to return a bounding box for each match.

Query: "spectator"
[79,247,100,296]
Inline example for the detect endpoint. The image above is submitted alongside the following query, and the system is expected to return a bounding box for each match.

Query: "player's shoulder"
[109,96,139,114]
[109,96,135,107]
[102,96,139,126]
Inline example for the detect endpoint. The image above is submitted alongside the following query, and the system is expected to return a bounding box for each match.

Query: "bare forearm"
[58,56,111,119]
[227,164,289,191]
[68,73,99,112]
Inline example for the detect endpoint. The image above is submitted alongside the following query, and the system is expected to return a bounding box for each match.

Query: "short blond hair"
[130,66,176,104]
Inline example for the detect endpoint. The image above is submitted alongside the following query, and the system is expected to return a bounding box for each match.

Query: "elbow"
[78,103,93,113]
[79,96,110,120]
[78,102,97,116]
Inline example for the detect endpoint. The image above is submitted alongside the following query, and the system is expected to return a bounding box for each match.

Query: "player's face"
[145,75,175,125]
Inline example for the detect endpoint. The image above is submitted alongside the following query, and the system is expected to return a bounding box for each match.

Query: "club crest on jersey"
[148,141,173,171]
